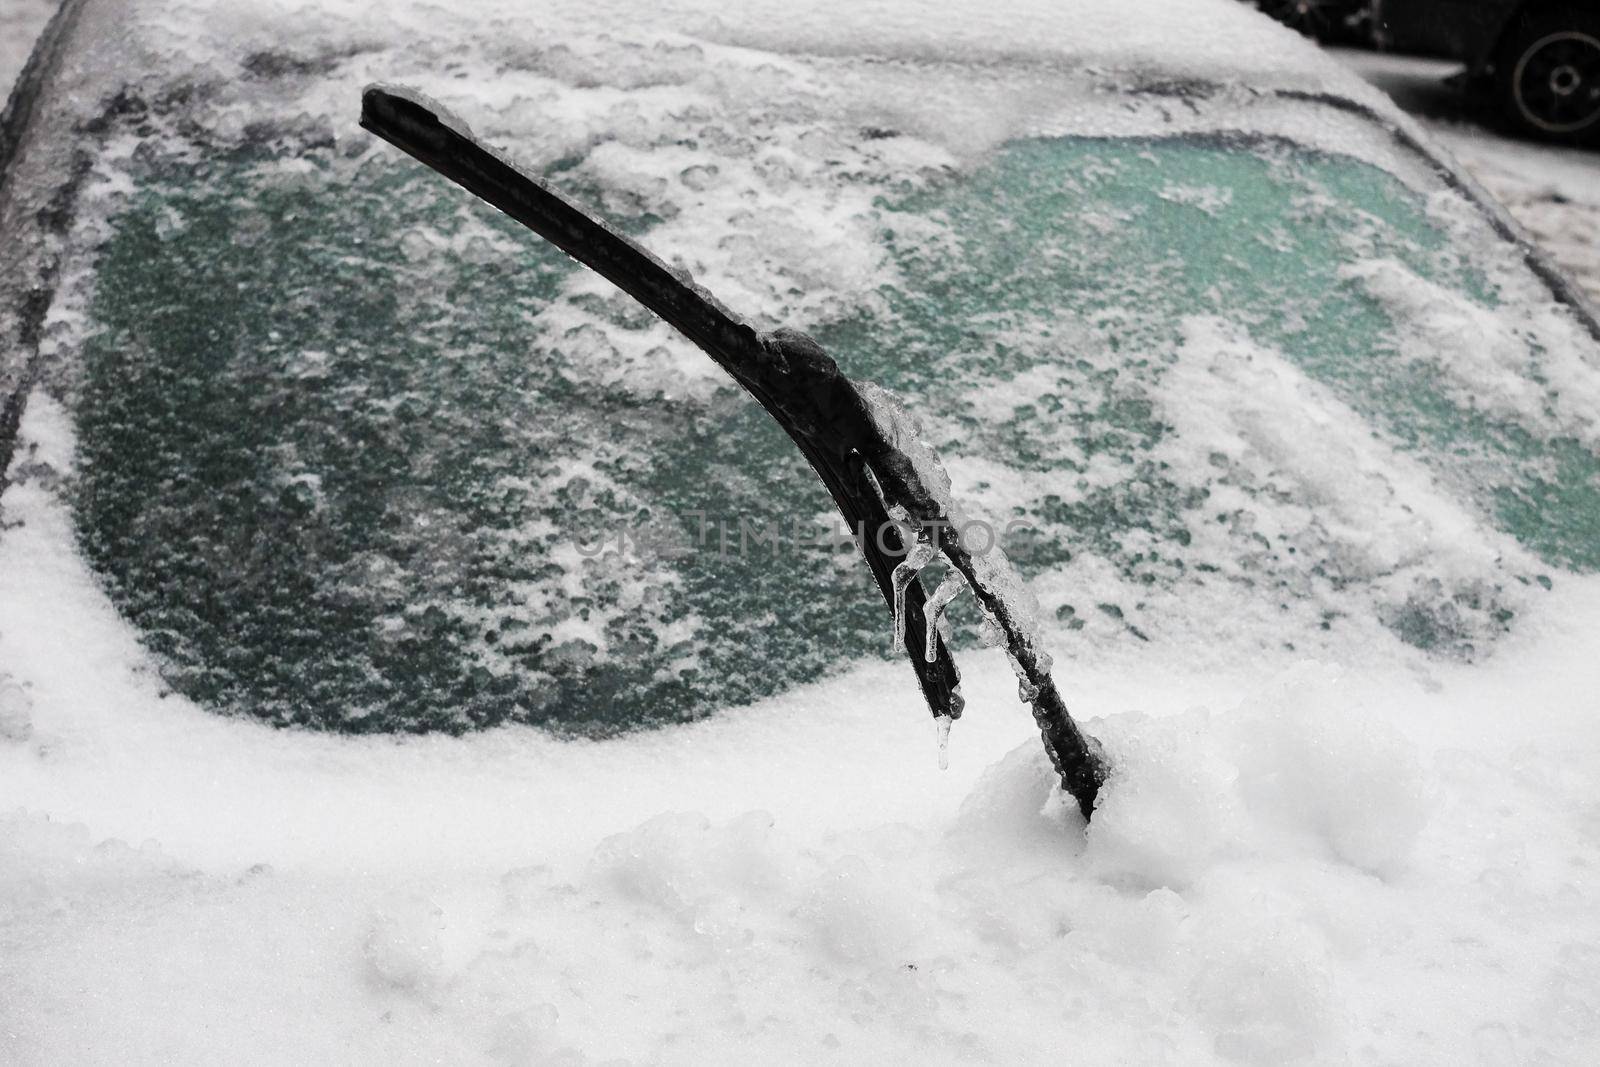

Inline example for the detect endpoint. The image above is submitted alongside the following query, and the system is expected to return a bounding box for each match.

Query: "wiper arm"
[360,86,1107,817]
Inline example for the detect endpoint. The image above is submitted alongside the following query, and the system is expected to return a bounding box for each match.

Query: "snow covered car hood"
[5,1,1600,1063]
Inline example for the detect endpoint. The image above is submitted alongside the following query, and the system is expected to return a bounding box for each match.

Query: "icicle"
[934,713,952,771]
[923,569,967,663]
[890,540,938,653]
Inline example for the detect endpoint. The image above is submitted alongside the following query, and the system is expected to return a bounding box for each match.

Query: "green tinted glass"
[71,134,1598,733]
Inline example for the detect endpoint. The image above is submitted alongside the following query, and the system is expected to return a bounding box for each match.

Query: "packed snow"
[5,1,1600,1064]
[6,391,1600,1063]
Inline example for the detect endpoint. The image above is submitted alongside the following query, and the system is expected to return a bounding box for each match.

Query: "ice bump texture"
[56,32,1600,734]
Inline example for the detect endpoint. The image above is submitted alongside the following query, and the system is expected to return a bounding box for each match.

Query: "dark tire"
[1496,10,1600,142]
[1256,0,1366,43]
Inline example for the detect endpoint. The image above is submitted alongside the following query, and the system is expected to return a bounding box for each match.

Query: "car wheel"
[1256,0,1365,42]
[1497,11,1600,141]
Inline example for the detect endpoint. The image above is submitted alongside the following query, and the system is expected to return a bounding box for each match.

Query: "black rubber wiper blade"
[360,85,1106,816]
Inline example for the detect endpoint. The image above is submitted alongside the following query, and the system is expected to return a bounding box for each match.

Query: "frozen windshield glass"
[71,130,1597,733]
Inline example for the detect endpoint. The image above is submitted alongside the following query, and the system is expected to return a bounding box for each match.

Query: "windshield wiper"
[360,86,1107,817]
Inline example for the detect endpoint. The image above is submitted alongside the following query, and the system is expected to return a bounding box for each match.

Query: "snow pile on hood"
[126,0,1339,94]
[4,390,1600,1062]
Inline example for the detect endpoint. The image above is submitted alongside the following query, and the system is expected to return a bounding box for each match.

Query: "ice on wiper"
[1009,651,1041,704]
[890,538,938,654]
[854,380,1106,814]
[977,608,1005,649]
[922,569,965,664]
[359,87,1108,817]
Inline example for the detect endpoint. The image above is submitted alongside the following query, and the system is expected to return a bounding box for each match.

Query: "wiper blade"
[360,86,1106,817]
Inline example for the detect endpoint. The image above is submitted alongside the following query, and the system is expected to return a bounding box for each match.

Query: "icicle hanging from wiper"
[358,85,1108,818]
[923,570,965,665]
[891,538,938,655]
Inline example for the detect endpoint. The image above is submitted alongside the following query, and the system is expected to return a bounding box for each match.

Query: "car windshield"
[45,109,1600,735]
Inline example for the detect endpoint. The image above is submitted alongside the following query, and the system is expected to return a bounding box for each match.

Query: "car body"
[1251,1,1600,139]
[4,0,1600,1061]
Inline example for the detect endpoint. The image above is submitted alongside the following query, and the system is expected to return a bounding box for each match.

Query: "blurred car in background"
[1255,1,1600,141]
[1378,0,1600,139]
[1254,0,1372,44]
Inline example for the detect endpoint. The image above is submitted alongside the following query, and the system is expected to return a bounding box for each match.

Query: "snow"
[6,387,1600,1063]
[1160,314,1521,591]
[1343,257,1600,445]
[4,1,1600,1063]
[9,318,1600,1064]
[1431,130,1600,304]
[0,0,56,103]
[1329,46,1600,305]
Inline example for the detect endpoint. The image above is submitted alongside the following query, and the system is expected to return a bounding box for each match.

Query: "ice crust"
[4,0,1600,1061]
[11,0,1586,730]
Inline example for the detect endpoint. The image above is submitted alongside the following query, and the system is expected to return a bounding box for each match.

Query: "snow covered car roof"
[5,1,1600,1063]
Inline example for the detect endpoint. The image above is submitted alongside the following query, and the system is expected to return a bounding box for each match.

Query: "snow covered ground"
[4,3,1600,1064]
